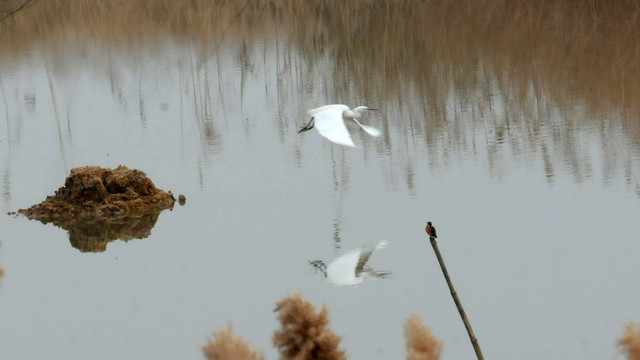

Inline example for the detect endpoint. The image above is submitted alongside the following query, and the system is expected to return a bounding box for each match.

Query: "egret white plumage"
[298,104,382,147]
[309,240,390,286]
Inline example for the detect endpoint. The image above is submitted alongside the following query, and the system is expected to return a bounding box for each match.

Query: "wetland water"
[1,2,640,359]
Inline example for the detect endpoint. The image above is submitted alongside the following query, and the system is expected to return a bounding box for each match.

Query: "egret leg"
[309,260,327,277]
[298,117,315,133]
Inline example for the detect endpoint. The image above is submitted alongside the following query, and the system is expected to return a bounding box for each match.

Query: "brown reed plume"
[273,293,347,360]
[404,315,442,360]
[202,324,264,360]
[619,323,640,360]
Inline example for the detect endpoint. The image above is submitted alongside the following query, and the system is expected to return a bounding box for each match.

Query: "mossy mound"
[17,165,176,252]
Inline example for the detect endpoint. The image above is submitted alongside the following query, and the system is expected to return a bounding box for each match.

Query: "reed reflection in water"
[2,0,639,195]
[0,1,639,360]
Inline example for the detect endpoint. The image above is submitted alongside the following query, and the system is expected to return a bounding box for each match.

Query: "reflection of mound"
[67,212,165,252]
[18,166,176,252]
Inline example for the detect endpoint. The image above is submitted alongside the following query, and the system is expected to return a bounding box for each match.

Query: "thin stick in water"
[428,234,484,360]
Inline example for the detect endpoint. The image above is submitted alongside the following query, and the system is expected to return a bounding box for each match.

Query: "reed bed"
[1,0,639,191]
[2,0,639,135]
[404,315,443,360]
[2,0,639,111]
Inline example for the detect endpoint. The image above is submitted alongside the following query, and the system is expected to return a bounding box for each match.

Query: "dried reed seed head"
[619,322,640,360]
[404,315,442,360]
[273,293,346,360]
[202,324,264,360]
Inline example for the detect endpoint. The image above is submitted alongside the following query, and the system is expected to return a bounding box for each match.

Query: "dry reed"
[3,0,640,112]
[619,323,640,360]
[1,1,638,141]
[1,0,640,192]
[202,324,264,360]
[404,315,442,360]
[273,293,346,360]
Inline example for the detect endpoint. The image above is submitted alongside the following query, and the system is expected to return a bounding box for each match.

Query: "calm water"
[1,9,640,360]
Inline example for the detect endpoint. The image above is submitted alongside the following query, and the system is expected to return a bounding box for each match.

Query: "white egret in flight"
[309,240,390,286]
[298,104,382,147]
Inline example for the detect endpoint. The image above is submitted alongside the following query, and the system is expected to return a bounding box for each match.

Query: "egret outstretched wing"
[326,250,362,285]
[351,118,382,137]
[354,240,387,276]
[312,106,356,147]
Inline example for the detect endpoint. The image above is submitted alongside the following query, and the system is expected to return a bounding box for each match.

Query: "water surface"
[1,2,640,359]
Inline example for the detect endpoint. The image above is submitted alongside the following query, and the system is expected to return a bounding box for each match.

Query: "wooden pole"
[429,236,484,360]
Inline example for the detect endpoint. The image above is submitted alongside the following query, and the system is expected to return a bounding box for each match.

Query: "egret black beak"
[366,108,378,111]
[298,117,315,133]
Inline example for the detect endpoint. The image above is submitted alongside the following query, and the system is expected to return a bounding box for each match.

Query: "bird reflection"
[309,240,390,286]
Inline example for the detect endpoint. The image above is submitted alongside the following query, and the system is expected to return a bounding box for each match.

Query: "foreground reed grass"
[202,324,264,360]
[273,293,347,360]
[203,294,639,359]
[203,294,446,359]
[619,323,640,360]
[404,315,442,360]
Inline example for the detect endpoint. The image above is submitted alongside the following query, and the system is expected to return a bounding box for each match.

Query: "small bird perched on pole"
[425,221,437,238]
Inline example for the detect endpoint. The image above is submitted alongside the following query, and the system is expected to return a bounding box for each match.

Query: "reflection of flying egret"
[298,104,382,147]
[309,240,390,286]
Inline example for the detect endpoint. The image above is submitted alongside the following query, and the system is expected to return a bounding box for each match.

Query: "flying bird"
[426,221,437,238]
[309,240,390,286]
[298,104,381,147]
